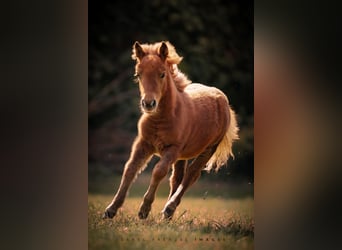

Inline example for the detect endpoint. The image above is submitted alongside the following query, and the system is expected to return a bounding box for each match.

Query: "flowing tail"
[205,107,239,172]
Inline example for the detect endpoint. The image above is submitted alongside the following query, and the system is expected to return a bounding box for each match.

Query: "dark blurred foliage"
[89,0,253,181]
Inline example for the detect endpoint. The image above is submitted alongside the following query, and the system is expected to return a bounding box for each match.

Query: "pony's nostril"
[141,99,146,108]
[141,99,157,110]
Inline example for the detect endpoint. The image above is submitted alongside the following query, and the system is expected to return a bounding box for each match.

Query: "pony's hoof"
[138,211,149,219]
[162,207,174,220]
[102,209,116,219]
[138,203,151,219]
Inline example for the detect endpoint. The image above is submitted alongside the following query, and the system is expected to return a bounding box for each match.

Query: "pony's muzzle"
[141,98,157,112]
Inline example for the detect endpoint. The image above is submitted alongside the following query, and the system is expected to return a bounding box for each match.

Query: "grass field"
[88,174,254,250]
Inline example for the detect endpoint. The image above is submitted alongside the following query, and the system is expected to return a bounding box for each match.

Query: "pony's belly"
[178,144,211,160]
[153,144,208,160]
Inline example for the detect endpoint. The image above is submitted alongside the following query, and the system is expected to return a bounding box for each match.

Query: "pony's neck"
[158,74,178,116]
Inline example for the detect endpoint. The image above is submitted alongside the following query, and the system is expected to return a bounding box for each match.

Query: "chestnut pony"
[103,41,239,220]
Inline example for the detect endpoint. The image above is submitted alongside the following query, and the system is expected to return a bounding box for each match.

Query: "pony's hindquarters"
[205,107,239,171]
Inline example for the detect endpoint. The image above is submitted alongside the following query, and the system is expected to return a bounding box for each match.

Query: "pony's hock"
[104,41,239,220]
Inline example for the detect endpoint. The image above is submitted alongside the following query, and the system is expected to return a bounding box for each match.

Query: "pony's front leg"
[138,147,179,219]
[103,139,153,219]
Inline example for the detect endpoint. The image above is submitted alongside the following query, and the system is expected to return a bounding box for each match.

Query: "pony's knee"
[153,164,169,180]
[123,166,137,180]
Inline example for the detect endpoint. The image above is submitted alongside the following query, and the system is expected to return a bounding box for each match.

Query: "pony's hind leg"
[168,160,187,200]
[162,147,216,219]
[103,138,153,219]
[138,147,179,219]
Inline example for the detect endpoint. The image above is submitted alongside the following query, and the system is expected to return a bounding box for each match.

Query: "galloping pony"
[103,41,239,220]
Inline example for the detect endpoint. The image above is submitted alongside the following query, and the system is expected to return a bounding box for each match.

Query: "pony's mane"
[132,41,191,92]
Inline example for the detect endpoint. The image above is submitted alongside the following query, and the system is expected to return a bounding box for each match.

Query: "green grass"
[89,172,254,249]
[89,194,254,250]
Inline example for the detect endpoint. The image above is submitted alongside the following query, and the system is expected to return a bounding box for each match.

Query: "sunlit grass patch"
[89,195,253,250]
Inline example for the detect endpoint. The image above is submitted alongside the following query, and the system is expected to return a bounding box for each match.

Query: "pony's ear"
[159,42,168,62]
[133,41,145,61]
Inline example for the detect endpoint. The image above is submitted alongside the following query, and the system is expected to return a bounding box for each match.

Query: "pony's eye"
[160,72,165,78]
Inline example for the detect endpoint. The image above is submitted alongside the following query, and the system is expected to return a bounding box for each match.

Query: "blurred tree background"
[89,0,253,183]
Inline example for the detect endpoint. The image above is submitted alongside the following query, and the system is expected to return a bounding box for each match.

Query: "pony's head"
[132,41,188,114]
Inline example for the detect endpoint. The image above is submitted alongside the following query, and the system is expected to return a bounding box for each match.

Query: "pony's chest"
[139,118,177,150]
